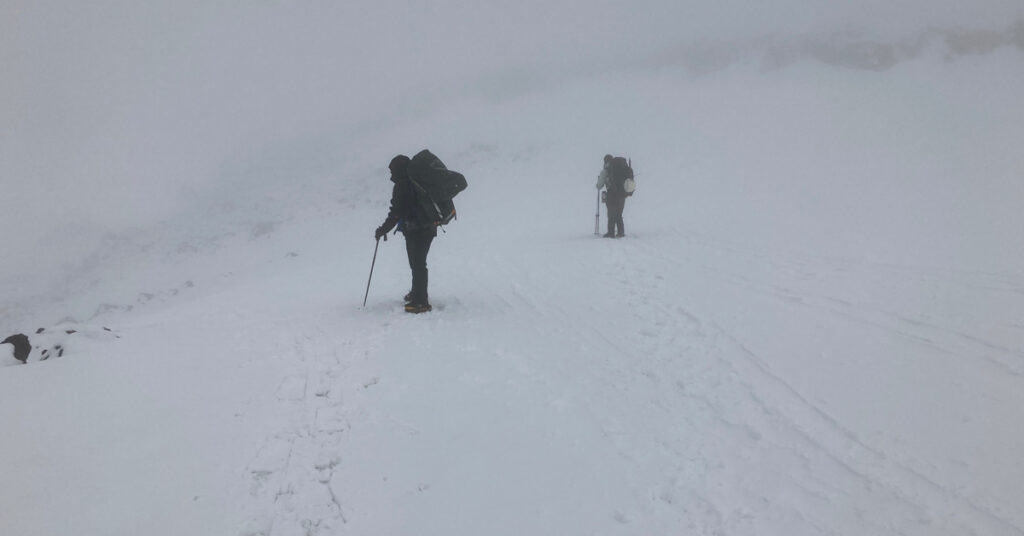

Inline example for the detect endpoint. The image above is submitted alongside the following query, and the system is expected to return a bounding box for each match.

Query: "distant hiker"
[596,154,634,238]
[374,151,467,313]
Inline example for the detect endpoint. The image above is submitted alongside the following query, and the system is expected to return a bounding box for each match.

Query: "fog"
[2,0,1022,281]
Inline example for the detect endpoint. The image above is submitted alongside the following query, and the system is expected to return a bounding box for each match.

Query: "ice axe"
[362,233,386,307]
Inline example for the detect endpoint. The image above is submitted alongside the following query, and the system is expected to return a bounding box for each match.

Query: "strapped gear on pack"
[407,149,468,226]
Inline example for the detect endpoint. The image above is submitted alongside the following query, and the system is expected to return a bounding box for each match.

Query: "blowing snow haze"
[1,0,1022,290]
[4,1,1024,533]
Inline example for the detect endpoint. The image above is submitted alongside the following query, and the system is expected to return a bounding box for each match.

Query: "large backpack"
[609,156,635,195]
[407,149,468,226]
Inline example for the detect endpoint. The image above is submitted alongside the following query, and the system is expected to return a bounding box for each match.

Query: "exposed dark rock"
[2,334,31,364]
[945,28,1010,56]
[655,22,1024,76]
[811,40,897,71]
[3,325,118,366]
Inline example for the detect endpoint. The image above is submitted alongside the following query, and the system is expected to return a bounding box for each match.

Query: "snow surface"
[3,48,1024,535]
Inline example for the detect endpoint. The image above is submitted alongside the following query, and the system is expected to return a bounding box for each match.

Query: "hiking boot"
[615,232,625,238]
[404,302,432,314]
[602,232,615,238]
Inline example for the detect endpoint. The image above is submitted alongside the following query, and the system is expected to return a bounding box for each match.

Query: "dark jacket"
[380,174,437,236]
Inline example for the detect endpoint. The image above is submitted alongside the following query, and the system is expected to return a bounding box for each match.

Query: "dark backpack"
[407,149,468,226]
[609,156,634,194]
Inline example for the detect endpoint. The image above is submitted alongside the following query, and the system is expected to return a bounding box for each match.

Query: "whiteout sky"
[1,0,1021,281]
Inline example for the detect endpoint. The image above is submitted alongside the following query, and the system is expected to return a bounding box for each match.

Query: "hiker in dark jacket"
[596,154,628,237]
[375,154,437,313]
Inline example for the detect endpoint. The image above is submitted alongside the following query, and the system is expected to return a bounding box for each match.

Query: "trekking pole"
[362,235,385,307]
[594,190,601,235]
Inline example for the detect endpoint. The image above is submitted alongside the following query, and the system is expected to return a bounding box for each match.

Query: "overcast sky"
[2,0,1022,271]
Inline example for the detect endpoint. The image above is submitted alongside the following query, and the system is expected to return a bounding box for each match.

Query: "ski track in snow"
[608,232,1024,535]
[225,223,1023,535]
[452,231,1014,534]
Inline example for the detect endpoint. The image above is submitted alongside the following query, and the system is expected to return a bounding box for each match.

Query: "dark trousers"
[404,230,434,304]
[605,193,626,236]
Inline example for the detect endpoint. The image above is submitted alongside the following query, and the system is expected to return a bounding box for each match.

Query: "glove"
[375,226,386,240]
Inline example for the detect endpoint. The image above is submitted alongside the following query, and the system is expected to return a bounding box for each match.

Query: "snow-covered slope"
[2,47,1024,535]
